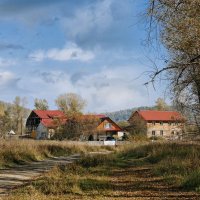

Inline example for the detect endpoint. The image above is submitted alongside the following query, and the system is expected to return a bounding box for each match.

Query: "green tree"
[34,98,49,110]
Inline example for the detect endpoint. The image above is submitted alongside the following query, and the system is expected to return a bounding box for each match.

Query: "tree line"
[0,93,87,138]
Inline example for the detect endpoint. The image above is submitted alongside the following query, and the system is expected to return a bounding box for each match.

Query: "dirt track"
[0,154,80,196]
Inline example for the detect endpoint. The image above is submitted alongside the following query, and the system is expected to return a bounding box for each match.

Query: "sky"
[0,0,168,113]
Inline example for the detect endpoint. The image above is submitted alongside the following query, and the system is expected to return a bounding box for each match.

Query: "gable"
[97,118,122,131]
[26,110,66,128]
[128,111,146,124]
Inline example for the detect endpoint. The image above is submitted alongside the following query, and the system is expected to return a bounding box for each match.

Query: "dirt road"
[0,154,80,195]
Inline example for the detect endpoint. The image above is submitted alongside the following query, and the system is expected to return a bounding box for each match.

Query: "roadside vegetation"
[0,140,113,168]
[4,141,200,199]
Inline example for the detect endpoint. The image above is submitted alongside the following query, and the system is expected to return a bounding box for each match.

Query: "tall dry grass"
[5,153,114,200]
[0,139,113,168]
[4,141,200,200]
[118,142,200,190]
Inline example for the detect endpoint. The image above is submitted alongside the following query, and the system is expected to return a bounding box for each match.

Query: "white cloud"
[17,64,164,112]
[0,71,17,88]
[62,0,113,39]
[0,57,16,67]
[29,43,95,62]
[74,67,148,112]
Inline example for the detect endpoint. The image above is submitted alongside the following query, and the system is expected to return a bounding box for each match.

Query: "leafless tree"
[55,93,86,115]
[146,0,200,130]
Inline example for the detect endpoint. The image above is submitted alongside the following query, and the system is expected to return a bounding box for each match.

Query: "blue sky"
[0,0,168,112]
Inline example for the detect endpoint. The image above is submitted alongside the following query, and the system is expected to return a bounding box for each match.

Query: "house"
[26,110,122,140]
[26,110,66,139]
[80,114,123,141]
[128,110,185,139]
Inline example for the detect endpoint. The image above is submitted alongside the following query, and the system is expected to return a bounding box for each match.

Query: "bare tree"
[0,107,11,137]
[146,0,200,130]
[155,98,169,111]
[12,96,27,135]
[55,93,86,115]
[53,114,100,140]
[34,98,49,110]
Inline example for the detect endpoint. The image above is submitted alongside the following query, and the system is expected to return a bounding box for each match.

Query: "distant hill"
[104,106,155,122]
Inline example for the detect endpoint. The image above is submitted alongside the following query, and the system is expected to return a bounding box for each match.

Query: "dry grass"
[3,141,200,200]
[0,139,113,168]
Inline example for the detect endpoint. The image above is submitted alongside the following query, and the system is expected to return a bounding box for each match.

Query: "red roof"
[136,110,184,122]
[34,110,65,119]
[33,110,66,128]
[41,118,66,128]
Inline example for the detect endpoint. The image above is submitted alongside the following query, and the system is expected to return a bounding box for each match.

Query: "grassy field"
[4,141,200,199]
[0,139,113,168]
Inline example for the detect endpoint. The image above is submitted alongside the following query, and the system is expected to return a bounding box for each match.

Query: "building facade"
[79,115,122,141]
[26,111,122,140]
[26,110,66,139]
[128,110,185,139]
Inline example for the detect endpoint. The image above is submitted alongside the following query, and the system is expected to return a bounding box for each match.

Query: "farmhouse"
[80,114,122,141]
[26,110,122,140]
[26,110,67,139]
[128,110,185,139]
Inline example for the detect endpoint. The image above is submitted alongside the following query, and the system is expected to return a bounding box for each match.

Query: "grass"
[119,142,200,190]
[6,154,114,199]
[3,141,200,199]
[0,140,113,168]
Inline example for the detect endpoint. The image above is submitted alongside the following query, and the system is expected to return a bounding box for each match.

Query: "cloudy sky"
[0,0,168,112]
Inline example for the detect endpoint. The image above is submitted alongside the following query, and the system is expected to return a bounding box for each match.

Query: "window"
[152,131,155,136]
[104,123,112,129]
[160,130,163,136]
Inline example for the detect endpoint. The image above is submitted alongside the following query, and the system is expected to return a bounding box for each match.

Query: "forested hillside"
[105,106,155,122]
